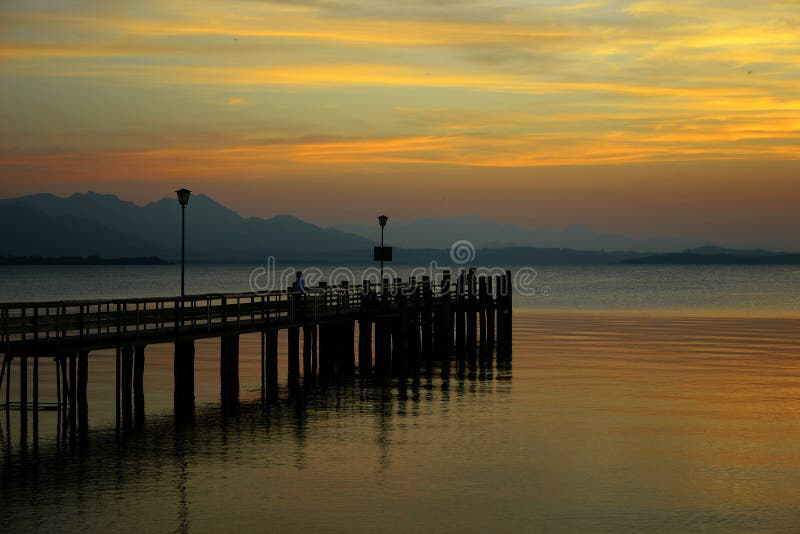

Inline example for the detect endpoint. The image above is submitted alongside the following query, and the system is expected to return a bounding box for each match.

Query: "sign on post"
[373,246,392,262]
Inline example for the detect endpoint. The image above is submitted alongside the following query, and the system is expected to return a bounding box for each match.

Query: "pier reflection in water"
[0,347,511,532]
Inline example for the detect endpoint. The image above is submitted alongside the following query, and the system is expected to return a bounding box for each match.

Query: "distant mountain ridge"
[0,193,793,264]
[0,192,373,261]
[335,215,710,253]
[622,248,800,265]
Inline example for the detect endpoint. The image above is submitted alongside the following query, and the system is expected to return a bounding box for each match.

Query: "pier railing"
[0,278,493,354]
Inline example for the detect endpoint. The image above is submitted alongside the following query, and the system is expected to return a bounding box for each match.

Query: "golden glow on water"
[3,309,800,530]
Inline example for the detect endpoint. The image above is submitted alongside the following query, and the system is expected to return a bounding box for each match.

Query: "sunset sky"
[1,1,799,248]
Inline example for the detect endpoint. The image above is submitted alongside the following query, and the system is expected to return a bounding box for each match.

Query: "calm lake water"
[2,265,800,532]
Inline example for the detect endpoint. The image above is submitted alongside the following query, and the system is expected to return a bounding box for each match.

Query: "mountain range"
[335,216,709,252]
[1,192,793,264]
[0,192,372,261]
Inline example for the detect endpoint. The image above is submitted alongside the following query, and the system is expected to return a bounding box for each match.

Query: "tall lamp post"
[176,188,191,299]
[378,214,388,285]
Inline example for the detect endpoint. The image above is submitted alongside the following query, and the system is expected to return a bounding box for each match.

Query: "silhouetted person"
[293,271,306,321]
[293,271,306,293]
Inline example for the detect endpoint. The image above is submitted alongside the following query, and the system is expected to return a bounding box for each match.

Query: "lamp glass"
[176,188,192,206]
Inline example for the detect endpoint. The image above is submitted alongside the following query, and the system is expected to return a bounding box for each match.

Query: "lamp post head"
[176,188,192,206]
[377,214,389,228]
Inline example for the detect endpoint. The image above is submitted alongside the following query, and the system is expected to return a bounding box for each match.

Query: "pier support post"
[115,346,120,428]
[260,331,266,401]
[455,270,466,360]
[69,351,77,438]
[440,271,452,379]
[174,339,195,420]
[20,354,27,433]
[78,350,89,438]
[121,345,133,431]
[3,354,10,408]
[288,327,300,391]
[265,329,278,400]
[421,276,433,363]
[133,345,145,428]
[303,325,315,389]
[479,277,488,360]
[338,321,355,377]
[407,279,421,364]
[497,271,513,361]
[358,319,372,377]
[220,334,240,410]
[311,326,318,377]
[395,292,409,395]
[374,319,391,382]
[466,270,478,360]
[505,270,513,360]
[59,355,68,411]
[487,277,495,352]
[33,354,39,440]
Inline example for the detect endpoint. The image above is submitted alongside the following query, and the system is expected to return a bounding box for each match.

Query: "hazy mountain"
[335,215,709,252]
[1,193,784,265]
[0,201,165,258]
[622,251,800,265]
[0,192,373,261]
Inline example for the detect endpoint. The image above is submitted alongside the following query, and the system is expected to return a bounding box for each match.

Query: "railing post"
[222,297,228,330]
[174,299,180,334]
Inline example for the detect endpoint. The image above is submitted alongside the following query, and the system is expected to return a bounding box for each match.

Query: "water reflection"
[0,363,511,532]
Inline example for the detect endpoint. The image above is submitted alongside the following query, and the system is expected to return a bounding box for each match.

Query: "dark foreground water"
[2,265,800,532]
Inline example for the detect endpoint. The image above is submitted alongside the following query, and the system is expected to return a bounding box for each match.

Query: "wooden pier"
[0,270,513,439]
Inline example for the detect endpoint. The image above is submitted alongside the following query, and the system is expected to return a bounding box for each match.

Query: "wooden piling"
[421,276,433,361]
[115,345,121,427]
[173,339,195,418]
[455,270,466,359]
[1,355,9,407]
[487,276,495,351]
[303,325,315,388]
[220,334,240,409]
[54,357,60,413]
[288,326,300,391]
[479,277,488,359]
[265,329,278,400]
[121,345,133,430]
[20,354,27,427]
[33,309,39,439]
[311,325,318,377]
[133,345,145,428]
[496,271,513,361]
[440,271,452,378]
[374,318,391,381]
[317,323,334,382]
[395,291,409,392]
[59,355,68,411]
[260,331,266,400]
[68,351,77,436]
[78,350,89,434]
[338,321,355,376]
[466,270,478,359]
[358,318,372,376]
[505,270,513,360]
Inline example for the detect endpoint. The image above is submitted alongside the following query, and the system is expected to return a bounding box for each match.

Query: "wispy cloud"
[2,0,800,176]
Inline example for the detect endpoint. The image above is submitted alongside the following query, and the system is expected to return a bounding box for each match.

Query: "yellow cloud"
[2,0,800,177]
